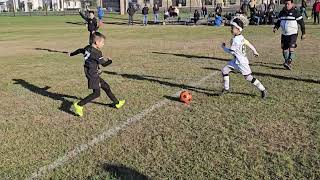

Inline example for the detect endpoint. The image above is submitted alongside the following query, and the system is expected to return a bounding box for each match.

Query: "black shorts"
[281,34,298,50]
[84,66,100,89]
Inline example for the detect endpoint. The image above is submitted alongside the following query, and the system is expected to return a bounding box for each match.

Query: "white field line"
[27,72,219,179]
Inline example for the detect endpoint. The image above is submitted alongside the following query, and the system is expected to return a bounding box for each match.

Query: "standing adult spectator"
[202,6,208,18]
[153,4,160,24]
[215,4,222,15]
[267,1,276,24]
[249,0,256,14]
[97,6,104,22]
[300,0,309,19]
[241,2,249,16]
[259,1,267,24]
[127,4,136,25]
[312,0,320,24]
[193,10,200,24]
[142,4,149,26]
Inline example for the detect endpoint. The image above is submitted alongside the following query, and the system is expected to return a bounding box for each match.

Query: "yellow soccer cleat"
[115,100,125,109]
[72,102,84,117]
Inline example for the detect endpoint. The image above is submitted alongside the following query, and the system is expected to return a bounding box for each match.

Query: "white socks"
[223,75,230,90]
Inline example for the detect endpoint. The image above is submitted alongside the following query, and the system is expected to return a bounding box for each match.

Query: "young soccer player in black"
[273,0,306,70]
[79,9,99,45]
[69,32,125,117]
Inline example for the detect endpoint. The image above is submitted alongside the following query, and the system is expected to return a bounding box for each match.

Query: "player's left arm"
[244,39,259,57]
[96,52,112,67]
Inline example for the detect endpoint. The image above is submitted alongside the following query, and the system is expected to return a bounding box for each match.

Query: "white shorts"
[227,59,252,76]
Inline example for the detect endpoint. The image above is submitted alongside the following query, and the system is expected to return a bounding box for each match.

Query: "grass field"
[0,14,320,179]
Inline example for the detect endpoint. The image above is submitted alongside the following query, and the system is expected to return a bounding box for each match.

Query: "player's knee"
[245,74,254,82]
[222,66,230,76]
[93,89,101,98]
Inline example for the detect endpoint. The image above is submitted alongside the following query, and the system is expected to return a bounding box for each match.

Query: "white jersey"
[229,35,249,64]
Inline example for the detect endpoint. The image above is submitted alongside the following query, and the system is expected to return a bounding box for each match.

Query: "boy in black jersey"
[69,32,125,117]
[273,0,306,70]
[79,9,99,45]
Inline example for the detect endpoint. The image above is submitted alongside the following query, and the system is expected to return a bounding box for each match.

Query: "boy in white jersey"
[221,18,267,99]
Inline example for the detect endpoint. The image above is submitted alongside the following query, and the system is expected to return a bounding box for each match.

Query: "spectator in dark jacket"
[127,4,136,25]
[194,10,200,24]
[153,4,160,24]
[142,4,149,26]
[202,6,208,18]
[215,4,222,15]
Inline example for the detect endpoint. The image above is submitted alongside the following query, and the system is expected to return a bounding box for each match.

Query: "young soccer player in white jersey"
[221,18,268,99]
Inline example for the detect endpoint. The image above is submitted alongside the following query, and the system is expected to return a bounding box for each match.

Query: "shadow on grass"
[164,95,181,102]
[34,48,69,54]
[152,51,230,62]
[65,21,85,26]
[102,164,150,180]
[12,79,113,116]
[103,71,218,96]
[203,67,320,84]
[250,63,285,70]
[152,52,288,70]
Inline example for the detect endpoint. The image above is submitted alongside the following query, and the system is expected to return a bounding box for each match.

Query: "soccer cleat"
[115,100,125,109]
[261,90,268,99]
[73,102,84,117]
[283,62,291,70]
[220,89,230,96]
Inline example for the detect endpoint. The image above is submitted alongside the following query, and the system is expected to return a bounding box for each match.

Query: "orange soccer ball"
[180,91,192,104]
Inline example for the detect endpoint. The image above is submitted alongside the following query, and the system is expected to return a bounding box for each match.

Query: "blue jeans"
[154,13,159,23]
[253,16,261,25]
[300,7,308,18]
[143,15,148,25]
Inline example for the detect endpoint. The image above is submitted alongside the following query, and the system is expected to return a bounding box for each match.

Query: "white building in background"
[0,0,81,12]
[0,0,8,12]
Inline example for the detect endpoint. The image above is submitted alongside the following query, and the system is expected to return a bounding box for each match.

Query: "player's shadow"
[153,52,287,70]
[99,164,150,180]
[65,21,85,26]
[102,21,143,25]
[203,67,320,84]
[250,63,285,70]
[152,51,230,62]
[12,79,113,116]
[164,95,181,102]
[103,71,218,96]
[34,48,69,54]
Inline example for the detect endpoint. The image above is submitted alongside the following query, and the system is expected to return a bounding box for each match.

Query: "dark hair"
[232,18,244,29]
[89,10,94,14]
[284,0,293,2]
[93,32,106,40]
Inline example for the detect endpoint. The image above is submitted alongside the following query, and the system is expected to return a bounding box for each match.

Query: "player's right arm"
[79,11,88,22]
[273,11,282,32]
[221,43,234,54]
[69,48,85,56]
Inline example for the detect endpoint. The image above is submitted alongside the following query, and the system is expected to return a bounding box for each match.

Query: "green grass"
[0,15,319,179]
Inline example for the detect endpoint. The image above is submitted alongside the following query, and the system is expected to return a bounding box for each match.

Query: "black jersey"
[79,12,99,32]
[275,7,305,36]
[70,45,112,76]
